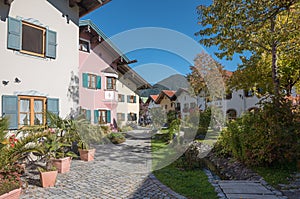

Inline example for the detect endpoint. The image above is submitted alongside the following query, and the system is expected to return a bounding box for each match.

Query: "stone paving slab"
[218,181,283,199]
[218,181,273,194]
[226,193,281,199]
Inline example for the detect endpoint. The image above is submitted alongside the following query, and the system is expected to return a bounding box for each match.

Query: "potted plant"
[77,140,95,162]
[107,132,126,144]
[45,131,77,173]
[37,132,64,187]
[0,118,48,197]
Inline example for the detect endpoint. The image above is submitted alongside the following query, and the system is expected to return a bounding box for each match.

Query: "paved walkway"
[218,181,286,199]
[21,129,186,199]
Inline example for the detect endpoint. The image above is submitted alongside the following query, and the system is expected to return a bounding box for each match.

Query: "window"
[99,110,107,124]
[80,108,91,122]
[127,95,136,103]
[7,17,57,59]
[94,109,111,124]
[21,22,45,57]
[79,39,90,52]
[127,113,137,121]
[190,102,196,109]
[226,92,232,99]
[106,77,116,90]
[118,94,125,102]
[117,113,125,121]
[165,105,167,110]
[183,103,189,113]
[18,96,46,126]
[2,95,59,129]
[226,109,237,121]
[244,90,254,97]
[82,73,101,89]
[88,74,97,89]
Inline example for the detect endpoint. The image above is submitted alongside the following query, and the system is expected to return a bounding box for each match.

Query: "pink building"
[79,20,120,125]
[79,20,150,127]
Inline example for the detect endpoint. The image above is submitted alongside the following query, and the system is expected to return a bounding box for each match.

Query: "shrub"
[215,97,300,166]
[107,133,126,144]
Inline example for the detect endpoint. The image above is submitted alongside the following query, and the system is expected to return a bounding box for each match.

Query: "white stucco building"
[0,0,110,129]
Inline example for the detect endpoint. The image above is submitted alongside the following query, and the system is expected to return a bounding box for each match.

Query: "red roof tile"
[162,90,176,98]
[150,95,159,101]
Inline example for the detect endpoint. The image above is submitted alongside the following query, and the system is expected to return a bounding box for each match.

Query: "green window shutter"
[106,110,111,123]
[133,96,137,103]
[127,113,131,121]
[122,95,125,102]
[7,17,21,50]
[86,110,91,122]
[127,95,130,103]
[2,95,18,130]
[47,98,59,116]
[96,76,101,89]
[82,73,88,88]
[46,29,57,59]
[94,110,99,124]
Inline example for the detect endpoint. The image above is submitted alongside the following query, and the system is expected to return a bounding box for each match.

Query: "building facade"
[0,0,109,129]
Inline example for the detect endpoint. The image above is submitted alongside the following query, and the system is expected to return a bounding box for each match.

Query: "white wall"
[197,89,260,117]
[176,92,197,119]
[116,79,139,126]
[0,0,79,117]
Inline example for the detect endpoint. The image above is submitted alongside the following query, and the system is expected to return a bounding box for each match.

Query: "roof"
[102,67,118,75]
[224,70,233,78]
[79,20,130,63]
[162,90,176,98]
[145,95,159,104]
[79,20,151,90]
[156,90,176,104]
[78,0,112,17]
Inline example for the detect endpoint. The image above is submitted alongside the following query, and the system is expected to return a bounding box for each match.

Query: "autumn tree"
[196,1,300,99]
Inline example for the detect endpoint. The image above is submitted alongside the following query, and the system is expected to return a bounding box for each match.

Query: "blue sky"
[83,0,241,84]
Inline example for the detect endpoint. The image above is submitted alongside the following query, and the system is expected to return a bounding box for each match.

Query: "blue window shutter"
[46,29,57,59]
[94,110,99,124]
[134,96,137,103]
[96,76,101,89]
[122,95,124,102]
[86,110,91,122]
[7,17,21,50]
[106,110,111,123]
[2,95,18,130]
[82,73,88,88]
[47,98,59,115]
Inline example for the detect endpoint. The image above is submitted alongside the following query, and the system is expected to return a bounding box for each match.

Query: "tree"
[187,51,230,104]
[196,1,300,99]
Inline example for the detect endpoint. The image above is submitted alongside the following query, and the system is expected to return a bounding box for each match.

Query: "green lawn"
[153,160,218,199]
[252,162,297,188]
[152,138,218,199]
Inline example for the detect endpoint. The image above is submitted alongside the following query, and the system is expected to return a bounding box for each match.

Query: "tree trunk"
[270,18,280,98]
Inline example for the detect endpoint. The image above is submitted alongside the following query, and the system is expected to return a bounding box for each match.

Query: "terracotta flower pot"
[0,187,22,199]
[78,149,96,161]
[40,170,58,188]
[51,157,71,173]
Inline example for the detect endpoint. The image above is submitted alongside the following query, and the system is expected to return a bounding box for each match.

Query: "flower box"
[0,188,22,199]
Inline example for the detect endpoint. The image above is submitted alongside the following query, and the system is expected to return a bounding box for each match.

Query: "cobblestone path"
[21,129,186,199]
